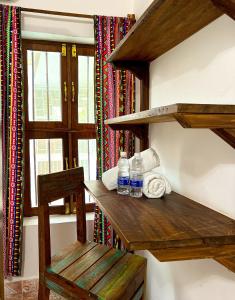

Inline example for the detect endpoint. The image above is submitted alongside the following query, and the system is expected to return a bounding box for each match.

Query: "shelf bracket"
[215,256,235,273]
[108,60,149,80]
[211,128,235,149]
[108,124,148,140]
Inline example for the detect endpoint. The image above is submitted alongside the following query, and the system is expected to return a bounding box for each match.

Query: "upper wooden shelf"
[105,103,235,127]
[107,0,234,76]
[85,180,235,265]
[105,103,235,148]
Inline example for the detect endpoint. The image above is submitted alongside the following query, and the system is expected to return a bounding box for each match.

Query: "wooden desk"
[85,181,235,262]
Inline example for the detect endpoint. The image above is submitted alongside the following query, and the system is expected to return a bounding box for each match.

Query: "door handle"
[65,157,69,170]
[64,81,68,102]
[73,157,77,168]
[72,82,75,103]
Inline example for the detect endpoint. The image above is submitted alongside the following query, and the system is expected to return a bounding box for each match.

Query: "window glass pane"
[78,56,94,123]
[29,139,63,207]
[27,50,62,121]
[48,52,62,121]
[78,139,97,203]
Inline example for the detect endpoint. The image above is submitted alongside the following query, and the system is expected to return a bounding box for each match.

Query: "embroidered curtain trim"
[0,4,24,276]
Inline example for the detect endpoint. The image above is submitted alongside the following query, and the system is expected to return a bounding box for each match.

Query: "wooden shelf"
[107,0,235,77]
[105,103,235,148]
[85,181,235,265]
[105,103,235,127]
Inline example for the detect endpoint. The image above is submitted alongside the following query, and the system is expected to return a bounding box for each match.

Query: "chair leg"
[38,282,50,300]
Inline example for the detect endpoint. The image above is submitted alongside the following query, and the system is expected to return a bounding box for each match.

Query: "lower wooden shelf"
[85,181,235,271]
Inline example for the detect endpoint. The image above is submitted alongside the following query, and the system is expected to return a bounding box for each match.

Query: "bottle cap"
[120,151,127,157]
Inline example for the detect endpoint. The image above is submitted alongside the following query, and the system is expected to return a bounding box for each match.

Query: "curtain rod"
[21,8,135,21]
[21,7,94,19]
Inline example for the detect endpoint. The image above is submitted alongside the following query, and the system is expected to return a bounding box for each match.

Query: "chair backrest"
[37,167,86,278]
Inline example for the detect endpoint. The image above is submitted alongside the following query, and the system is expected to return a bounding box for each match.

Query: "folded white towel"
[143,172,171,198]
[102,148,160,190]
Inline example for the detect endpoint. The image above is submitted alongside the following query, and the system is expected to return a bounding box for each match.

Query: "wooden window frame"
[23,39,96,216]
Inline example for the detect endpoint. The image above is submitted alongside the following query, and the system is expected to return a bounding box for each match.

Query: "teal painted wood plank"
[51,241,80,265]
[76,248,125,290]
[91,253,146,300]
[49,241,96,274]
[61,244,110,281]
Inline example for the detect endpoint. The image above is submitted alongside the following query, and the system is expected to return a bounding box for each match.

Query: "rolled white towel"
[102,148,160,190]
[102,166,118,191]
[143,172,171,198]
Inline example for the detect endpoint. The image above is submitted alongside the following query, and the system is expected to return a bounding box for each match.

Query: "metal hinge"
[72,44,77,58]
[62,44,67,57]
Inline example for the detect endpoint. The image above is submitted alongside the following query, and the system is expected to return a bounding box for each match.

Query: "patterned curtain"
[0,5,24,276]
[94,15,135,247]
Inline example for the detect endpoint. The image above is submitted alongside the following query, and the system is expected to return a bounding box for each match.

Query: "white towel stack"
[102,148,160,191]
[102,147,171,198]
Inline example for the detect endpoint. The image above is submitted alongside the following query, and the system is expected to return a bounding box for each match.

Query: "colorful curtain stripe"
[94,15,135,247]
[0,5,24,276]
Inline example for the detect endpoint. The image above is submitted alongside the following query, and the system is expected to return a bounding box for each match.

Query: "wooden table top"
[84,181,235,252]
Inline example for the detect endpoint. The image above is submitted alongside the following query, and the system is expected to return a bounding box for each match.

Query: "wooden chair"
[38,167,146,300]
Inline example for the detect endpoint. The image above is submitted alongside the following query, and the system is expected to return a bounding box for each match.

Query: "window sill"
[23,212,95,227]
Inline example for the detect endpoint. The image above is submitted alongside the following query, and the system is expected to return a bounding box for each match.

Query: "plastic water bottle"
[117,152,130,195]
[130,153,143,198]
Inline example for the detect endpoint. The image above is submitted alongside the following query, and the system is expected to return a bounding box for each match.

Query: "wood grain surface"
[105,103,235,149]
[108,0,222,64]
[85,181,235,261]
[105,103,235,126]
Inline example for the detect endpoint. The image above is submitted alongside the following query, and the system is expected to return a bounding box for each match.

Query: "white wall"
[133,0,153,19]
[134,1,235,300]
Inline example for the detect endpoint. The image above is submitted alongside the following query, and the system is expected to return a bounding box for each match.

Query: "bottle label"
[130,179,143,188]
[118,176,129,186]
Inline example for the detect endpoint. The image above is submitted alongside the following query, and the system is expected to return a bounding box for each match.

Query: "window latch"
[62,43,67,57]
[72,44,76,58]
